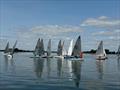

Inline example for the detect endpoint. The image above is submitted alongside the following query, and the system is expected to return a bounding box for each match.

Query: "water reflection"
[57,58,63,77]
[96,60,104,79]
[3,55,16,73]
[46,58,51,78]
[71,60,82,88]
[33,57,44,78]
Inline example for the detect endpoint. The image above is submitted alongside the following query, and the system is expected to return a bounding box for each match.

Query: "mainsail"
[47,39,51,56]
[4,42,9,53]
[96,41,106,57]
[67,40,73,56]
[72,36,82,57]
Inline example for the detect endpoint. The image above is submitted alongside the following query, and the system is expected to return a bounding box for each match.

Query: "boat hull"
[96,56,107,60]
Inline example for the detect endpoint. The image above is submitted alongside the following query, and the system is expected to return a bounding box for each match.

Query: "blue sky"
[0,0,120,51]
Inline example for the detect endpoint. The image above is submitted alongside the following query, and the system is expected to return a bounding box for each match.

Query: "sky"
[0,0,120,51]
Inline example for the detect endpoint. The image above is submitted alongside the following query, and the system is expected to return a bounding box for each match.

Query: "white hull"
[96,56,107,60]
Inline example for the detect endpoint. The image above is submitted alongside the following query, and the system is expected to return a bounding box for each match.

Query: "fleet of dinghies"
[33,36,84,60]
[3,35,119,60]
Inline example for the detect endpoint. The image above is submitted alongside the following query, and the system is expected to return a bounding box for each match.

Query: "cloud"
[30,25,83,35]
[15,25,83,50]
[81,16,120,29]
[92,29,120,36]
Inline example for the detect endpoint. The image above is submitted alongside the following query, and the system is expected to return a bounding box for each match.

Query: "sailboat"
[42,39,53,58]
[72,36,83,59]
[54,40,65,58]
[117,45,120,58]
[4,40,17,59]
[33,38,45,58]
[96,41,107,60]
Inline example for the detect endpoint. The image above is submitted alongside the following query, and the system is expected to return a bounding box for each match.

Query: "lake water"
[0,52,120,90]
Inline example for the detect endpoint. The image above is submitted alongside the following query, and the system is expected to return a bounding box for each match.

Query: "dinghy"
[33,38,45,58]
[54,40,65,58]
[72,36,84,60]
[42,39,53,58]
[96,41,107,60]
[4,40,17,59]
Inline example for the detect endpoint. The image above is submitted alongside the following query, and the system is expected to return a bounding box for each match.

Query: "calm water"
[0,52,120,90]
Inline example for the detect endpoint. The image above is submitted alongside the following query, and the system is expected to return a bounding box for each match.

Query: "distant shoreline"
[0,48,118,54]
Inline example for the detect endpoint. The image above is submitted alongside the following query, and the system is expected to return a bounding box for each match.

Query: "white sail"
[96,41,107,59]
[4,42,9,53]
[47,39,51,56]
[67,40,73,56]
[96,41,106,56]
